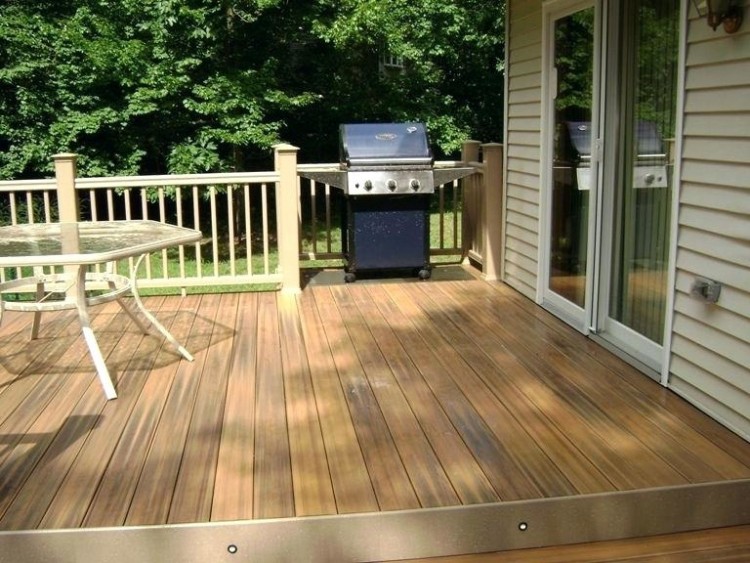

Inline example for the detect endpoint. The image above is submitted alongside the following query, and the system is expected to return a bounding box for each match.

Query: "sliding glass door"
[542,0,680,373]
[542,0,600,331]
[598,0,679,371]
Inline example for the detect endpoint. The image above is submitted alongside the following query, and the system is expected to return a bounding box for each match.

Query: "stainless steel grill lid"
[340,123,433,168]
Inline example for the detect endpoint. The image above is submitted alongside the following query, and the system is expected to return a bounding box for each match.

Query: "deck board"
[296,288,379,514]
[169,292,238,524]
[211,291,259,522]
[84,296,197,527]
[474,281,750,478]
[0,300,139,529]
[253,291,294,519]
[0,269,749,540]
[279,292,337,517]
[350,284,499,506]
[422,281,689,490]
[124,293,213,526]
[401,525,750,562]
[314,285,421,512]
[332,284,460,508]
[390,281,579,498]
[37,298,165,529]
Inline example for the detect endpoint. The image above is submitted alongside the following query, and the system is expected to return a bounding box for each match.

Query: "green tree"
[0,0,505,177]
[301,0,505,158]
[0,0,316,177]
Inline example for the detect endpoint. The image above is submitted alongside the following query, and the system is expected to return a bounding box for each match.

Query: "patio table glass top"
[0,220,202,268]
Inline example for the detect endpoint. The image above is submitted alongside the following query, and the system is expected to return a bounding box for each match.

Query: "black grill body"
[344,194,431,281]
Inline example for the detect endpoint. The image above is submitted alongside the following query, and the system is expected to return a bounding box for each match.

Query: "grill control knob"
[364,180,373,191]
[387,179,397,192]
[410,179,421,191]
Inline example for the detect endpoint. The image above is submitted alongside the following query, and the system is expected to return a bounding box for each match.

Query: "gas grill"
[299,122,472,282]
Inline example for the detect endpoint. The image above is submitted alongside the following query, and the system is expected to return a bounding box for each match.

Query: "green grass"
[1,210,464,298]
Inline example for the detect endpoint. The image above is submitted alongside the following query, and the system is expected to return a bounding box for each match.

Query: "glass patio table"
[0,220,202,400]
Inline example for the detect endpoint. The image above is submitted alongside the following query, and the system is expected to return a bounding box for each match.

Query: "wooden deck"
[1,266,749,559]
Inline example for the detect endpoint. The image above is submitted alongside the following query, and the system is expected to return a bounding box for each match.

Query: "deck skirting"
[1,480,749,563]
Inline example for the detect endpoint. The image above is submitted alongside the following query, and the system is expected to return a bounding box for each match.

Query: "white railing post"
[53,153,81,301]
[481,143,504,282]
[461,140,482,263]
[53,153,80,223]
[274,144,301,293]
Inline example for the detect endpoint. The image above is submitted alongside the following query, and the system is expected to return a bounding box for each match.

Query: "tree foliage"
[0,0,505,178]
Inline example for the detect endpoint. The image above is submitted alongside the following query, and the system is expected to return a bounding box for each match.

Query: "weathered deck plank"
[278,292,337,517]
[313,285,421,512]
[297,289,379,514]
[331,284,460,508]
[168,292,238,524]
[125,293,219,526]
[419,281,689,490]
[400,525,750,562]
[37,298,169,529]
[211,292,259,522]
[474,281,750,480]
[84,295,199,527]
[349,283,499,506]
[253,291,294,519]
[0,301,139,529]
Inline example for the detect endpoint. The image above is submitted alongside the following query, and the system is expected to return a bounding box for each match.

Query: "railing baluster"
[107,188,115,220]
[124,189,135,275]
[209,186,219,278]
[26,192,34,224]
[262,183,270,276]
[227,184,236,277]
[244,184,252,275]
[176,187,186,283]
[193,185,202,278]
[325,184,333,254]
[453,180,460,250]
[158,187,168,279]
[44,191,52,223]
[140,188,152,279]
[310,180,318,256]
[10,193,17,225]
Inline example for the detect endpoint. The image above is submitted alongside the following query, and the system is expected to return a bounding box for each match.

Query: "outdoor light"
[692,0,743,33]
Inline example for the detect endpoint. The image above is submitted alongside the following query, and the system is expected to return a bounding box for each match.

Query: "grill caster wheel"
[418,268,431,281]
[344,272,357,283]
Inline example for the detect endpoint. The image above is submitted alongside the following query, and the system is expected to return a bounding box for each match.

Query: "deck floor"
[1,267,750,533]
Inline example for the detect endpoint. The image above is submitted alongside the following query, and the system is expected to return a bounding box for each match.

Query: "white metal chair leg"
[75,265,118,400]
[129,254,194,362]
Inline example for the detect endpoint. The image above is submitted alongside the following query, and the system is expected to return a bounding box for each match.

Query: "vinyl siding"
[668,2,750,440]
[504,0,543,299]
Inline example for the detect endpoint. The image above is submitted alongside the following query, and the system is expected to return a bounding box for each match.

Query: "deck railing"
[0,142,503,293]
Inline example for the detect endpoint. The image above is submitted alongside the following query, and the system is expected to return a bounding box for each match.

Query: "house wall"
[668,2,750,440]
[503,0,543,300]
[503,0,750,440]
